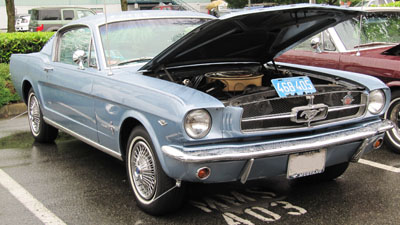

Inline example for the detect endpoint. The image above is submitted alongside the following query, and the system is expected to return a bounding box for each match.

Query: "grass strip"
[0,131,74,149]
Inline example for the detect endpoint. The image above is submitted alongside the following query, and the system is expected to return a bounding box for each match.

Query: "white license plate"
[287,149,326,179]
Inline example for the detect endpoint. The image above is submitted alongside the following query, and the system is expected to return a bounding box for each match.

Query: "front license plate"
[287,149,326,179]
[272,76,316,98]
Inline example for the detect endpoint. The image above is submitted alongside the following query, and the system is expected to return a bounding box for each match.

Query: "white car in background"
[15,14,30,32]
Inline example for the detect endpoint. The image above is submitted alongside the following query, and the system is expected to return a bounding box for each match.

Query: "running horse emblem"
[300,108,326,122]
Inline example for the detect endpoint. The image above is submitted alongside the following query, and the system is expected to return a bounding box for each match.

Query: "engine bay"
[150,63,364,104]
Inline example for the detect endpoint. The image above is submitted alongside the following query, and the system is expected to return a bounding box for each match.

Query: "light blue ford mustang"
[10,4,394,215]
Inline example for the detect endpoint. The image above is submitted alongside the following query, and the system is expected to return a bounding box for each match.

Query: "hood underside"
[141,4,361,72]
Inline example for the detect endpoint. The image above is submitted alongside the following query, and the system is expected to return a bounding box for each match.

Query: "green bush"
[382,2,400,7]
[0,63,20,107]
[371,1,400,7]
[0,32,54,63]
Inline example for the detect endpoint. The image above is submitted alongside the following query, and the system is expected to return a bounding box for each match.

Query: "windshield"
[335,12,400,50]
[99,18,210,67]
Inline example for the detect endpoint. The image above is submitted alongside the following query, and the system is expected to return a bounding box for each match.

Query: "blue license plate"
[271,76,316,98]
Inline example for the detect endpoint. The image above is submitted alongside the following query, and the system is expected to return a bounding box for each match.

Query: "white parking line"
[0,169,67,225]
[358,159,400,173]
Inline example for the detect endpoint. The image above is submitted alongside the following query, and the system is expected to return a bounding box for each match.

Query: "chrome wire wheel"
[28,92,41,136]
[385,96,400,152]
[387,102,400,136]
[129,138,157,201]
[126,126,185,215]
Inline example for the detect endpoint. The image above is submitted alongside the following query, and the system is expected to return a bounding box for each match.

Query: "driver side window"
[59,27,96,68]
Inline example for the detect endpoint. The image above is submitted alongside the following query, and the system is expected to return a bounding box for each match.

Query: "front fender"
[119,110,180,177]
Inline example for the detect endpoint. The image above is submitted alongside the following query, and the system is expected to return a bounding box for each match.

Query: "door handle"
[43,67,54,72]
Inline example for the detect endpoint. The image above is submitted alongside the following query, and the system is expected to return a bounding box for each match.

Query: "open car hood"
[140,4,360,72]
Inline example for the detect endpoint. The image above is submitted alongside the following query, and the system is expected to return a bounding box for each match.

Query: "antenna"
[104,0,113,75]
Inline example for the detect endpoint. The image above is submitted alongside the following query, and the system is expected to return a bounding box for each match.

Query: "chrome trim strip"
[142,61,260,72]
[242,113,292,122]
[43,117,123,160]
[328,104,364,112]
[162,120,393,163]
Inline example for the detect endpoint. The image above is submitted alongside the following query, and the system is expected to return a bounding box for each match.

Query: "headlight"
[184,109,211,139]
[368,90,385,114]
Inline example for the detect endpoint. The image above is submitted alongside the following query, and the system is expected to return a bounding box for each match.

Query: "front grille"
[233,87,367,132]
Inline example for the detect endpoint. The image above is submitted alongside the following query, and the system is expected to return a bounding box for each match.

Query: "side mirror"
[310,38,322,53]
[73,50,87,70]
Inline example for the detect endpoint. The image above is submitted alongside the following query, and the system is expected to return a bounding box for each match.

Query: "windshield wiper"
[117,57,153,66]
[354,42,395,48]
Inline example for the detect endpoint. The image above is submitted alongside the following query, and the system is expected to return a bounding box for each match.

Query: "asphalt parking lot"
[0,117,399,225]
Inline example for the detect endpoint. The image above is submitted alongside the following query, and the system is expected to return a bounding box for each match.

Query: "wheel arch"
[119,112,168,167]
[119,114,169,174]
[22,80,33,104]
[389,85,400,95]
[119,117,142,160]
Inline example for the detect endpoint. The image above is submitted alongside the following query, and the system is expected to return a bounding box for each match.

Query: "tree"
[323,0,339,5]
[5,0,16,33]
[121,0,128,11]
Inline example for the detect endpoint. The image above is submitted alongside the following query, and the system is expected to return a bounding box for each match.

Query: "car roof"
[66,10,215,28]
[352,7,400,12]
[30,7,94,11]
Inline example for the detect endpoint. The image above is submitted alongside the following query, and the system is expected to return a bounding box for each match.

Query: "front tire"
[126,126,185,215]
[27,88,58,143]
[384,90,400,153]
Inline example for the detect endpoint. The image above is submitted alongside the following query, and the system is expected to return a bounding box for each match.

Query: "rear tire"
[27,88,58,143]
[384,90,400,154]
[126,126,185,215]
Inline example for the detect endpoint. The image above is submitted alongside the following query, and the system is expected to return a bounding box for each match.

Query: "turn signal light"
[197,167,211,180]
[373,138,383,149]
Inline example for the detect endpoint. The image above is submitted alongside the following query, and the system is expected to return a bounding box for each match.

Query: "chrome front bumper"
[162,120,393,163]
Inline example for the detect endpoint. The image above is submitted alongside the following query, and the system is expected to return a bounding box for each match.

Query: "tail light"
[36,24,44,32]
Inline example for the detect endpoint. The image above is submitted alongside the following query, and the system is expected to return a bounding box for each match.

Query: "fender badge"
[158,120,167,126]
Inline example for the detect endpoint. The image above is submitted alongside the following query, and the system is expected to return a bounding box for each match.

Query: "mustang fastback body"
[10,4,393,215]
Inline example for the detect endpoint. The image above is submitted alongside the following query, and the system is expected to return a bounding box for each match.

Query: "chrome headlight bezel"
[368,90,386,114]
[184,109,212,139]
